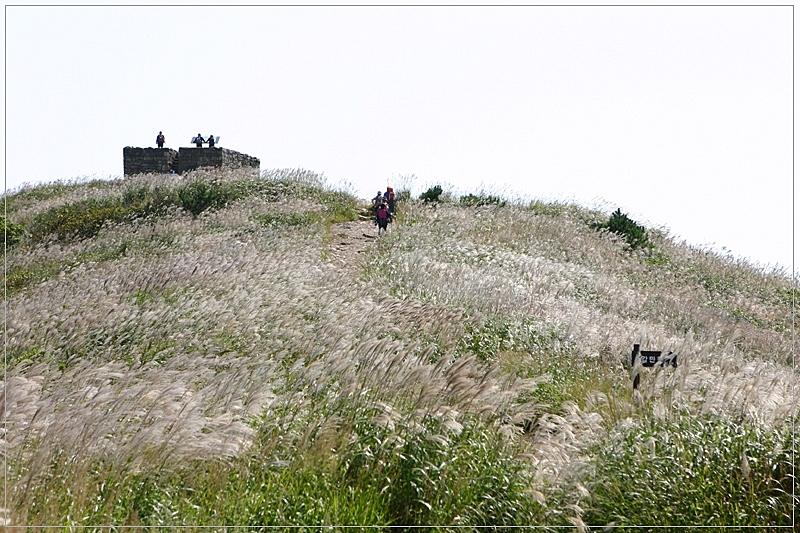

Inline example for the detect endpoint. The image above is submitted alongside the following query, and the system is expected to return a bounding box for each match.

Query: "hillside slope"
[2,168,796,529]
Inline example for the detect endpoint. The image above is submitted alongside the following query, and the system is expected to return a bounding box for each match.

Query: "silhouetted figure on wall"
[207,135,215,148]
[195,134,204,148]
[156,131,165,148]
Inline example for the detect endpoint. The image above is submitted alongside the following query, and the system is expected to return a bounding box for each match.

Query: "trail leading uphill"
[326,219,380,270]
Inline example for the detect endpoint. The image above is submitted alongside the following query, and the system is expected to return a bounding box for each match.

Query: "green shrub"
[30,199,128,241]
[1,215,26,247]
[596,208,652,250]
[459,193,505,207]
[176,180,229,216]
[420,185,443,203]
[121,185,174,217]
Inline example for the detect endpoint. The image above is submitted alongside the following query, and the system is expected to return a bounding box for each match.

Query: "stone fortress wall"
[123,146,260,176]
[123,147,179,175]
[177,147,261,175]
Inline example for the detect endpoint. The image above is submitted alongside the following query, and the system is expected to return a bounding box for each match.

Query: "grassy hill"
[1,168,796,529]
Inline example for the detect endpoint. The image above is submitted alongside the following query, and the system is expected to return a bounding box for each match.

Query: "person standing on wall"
[207,135,215,148]
[195,134,205,148]
[156,131,165,148]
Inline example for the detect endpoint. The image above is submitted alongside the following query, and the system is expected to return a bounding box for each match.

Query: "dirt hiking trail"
[327,220,385,271]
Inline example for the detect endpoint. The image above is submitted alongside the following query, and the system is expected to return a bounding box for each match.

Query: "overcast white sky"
[2,2,794,274]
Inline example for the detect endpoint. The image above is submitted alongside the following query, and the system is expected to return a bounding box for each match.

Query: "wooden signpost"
[631,343,677,389]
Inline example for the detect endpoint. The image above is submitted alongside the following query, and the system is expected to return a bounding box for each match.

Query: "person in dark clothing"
[195,134,204,148]
[385,187,395,215]
[376,202,391,234]
[207,135,215,148]
[372,191,384,225]
[156,131,165,148]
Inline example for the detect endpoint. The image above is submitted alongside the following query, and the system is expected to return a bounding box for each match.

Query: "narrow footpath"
[326,219,381,271]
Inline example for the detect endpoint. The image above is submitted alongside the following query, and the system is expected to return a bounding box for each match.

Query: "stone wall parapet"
[123,147,178,175]
[177,147,260,175]
[124,146,259,176]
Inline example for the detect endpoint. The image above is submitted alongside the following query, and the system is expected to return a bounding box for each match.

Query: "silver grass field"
[1,168,796,530]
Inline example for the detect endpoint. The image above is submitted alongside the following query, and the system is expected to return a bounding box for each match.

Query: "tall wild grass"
[1,168,796,529]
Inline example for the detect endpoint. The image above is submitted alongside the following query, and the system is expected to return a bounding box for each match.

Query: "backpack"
[387,187,395,201]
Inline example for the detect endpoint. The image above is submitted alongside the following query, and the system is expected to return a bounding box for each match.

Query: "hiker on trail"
[195,134,205,148]
[207,135,215,148]
[385,187,395,215]
[156,131,165,148]
[372,191,384,224]
[376,202,391,234]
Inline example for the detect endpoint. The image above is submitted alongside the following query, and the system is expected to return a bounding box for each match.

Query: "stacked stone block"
[124,146,260,176]
[123,147,178,175]
[221,148,260,171]
[177,147,260,175]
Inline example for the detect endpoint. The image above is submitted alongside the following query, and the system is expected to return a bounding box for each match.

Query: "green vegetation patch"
[3,263,60,294]
[518,357,600,413]
[459,193,506,207]
[320,191,359,223]
[29,198,129,241]
[461,319,574,363]
[420,185,443,203]
[26,179,240,243]
[594,208,653,251]
[16,403,545,528]
[582,416,796,528]
[176,179,232,216]
[1,215,26,248]
[27,186,173,243]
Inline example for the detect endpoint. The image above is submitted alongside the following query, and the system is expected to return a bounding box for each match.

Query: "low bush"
[1,215,26,247]
[176,179,230,216]
[121,185,174,217]
[459,193,505,207]
[420,185,443,203]
[595,208,652,250]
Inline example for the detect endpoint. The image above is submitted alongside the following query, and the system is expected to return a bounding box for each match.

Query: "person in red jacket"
[376,202,391,234]
[385,187,395,215]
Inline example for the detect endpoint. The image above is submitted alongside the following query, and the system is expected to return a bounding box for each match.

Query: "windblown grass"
[1,169,796,529]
